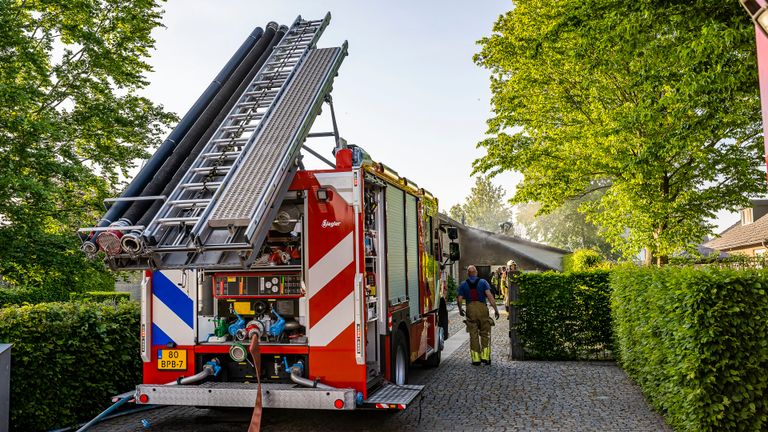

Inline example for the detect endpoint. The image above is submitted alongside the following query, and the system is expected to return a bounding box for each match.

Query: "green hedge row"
[0,288,130,308]
[0,301,142,431]
[516,271,612,360]
[0,286,51,308]
[611,266,768,431]
[70,291,131,303]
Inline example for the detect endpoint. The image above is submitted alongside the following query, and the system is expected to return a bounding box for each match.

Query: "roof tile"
[705,214,768,251]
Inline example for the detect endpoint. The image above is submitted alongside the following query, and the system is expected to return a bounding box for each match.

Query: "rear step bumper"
[364,384,424,410]
[136,382,357,410]
[135,381,424,411]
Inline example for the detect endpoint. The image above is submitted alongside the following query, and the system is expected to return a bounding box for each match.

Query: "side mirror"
[449,242,460,262]
[447,227,458,240]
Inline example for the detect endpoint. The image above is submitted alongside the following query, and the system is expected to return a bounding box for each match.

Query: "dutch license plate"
[157,349,187,370]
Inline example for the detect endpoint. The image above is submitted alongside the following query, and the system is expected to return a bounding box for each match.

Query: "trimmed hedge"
[70,291,131,303]
[516,271,612,359]
[611,266,768,431]
[0,301,141,431]
[0,287,50,307]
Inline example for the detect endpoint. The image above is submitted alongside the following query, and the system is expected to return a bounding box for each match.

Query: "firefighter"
[457,265,500,365]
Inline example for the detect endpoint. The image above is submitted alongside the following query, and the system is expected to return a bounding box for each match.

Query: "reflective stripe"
[307,233,354,301]
[152,271,194,327]
[153,294,195,345]
[151,270,195,346]
[309,291,354,347]
[481,346,491,361]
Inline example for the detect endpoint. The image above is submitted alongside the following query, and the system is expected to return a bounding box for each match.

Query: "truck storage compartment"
[198,273,307,345]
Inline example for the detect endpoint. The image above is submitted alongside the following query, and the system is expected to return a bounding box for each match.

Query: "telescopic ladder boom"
[135,13,346,269]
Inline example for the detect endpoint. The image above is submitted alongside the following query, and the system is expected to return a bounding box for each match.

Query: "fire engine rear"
[78,13,459,411]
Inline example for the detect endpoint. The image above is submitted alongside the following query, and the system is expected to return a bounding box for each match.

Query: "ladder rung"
[271,51,303,59]
[274,43,312,52]
[192,166,232,175]
[295,21,322,28]
[179,182,223,190]
[219,124,259,133]
[156,217,199,225]
[250,78,287,87]
[243,89,279,98]
[212,137,249,145]
[234,100,273,110]
[200,151,241,159]
[168,199,212,208]
[258,71,292,81]
[226,113,265,121]
[264,64,297,74]
[284,30,318,38]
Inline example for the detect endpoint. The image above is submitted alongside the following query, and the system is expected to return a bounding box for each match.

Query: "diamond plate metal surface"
[208,47,342,228]
[365,384,424,405]
[136,382,356,410]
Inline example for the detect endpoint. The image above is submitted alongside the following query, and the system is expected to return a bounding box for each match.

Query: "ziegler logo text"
[321,219,341,228]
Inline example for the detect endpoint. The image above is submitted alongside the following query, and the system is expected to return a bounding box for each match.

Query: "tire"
[391,330,409,385]
[422,327,444,367]
[438,297,449,339]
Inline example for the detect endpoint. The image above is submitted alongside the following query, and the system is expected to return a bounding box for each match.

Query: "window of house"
[741,208,754,225]
[755,249,766,256]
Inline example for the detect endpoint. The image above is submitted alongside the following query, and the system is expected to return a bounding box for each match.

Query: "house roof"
[705,215,768,251]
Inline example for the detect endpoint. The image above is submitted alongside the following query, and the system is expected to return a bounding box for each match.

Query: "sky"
[139,0,740,234]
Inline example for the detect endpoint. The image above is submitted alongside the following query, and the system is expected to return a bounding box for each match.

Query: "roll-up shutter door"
[386,186,406,304]
[405,194,420,320]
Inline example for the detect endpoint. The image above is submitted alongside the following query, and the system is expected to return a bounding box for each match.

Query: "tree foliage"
[516,196,616,257]
[474,0,764,263]
[449,176,514,232]
[0,0,174,290]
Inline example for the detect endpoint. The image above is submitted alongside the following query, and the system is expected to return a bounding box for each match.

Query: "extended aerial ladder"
[79,14,347,270]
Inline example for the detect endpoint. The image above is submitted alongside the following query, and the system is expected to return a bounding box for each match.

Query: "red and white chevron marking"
[307,232,356,346]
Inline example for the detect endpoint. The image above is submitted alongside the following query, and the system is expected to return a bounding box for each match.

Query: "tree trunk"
[656,255,668,266]
[643,248,654,266]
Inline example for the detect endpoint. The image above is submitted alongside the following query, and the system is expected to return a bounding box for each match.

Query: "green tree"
[516,195,617,258]
[449,176,514,232]
[0,0,174,294]
[474,0,763,265]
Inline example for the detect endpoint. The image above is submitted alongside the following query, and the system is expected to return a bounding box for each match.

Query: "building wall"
[726,244,767,256]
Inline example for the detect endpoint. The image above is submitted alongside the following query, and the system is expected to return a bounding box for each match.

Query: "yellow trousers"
[466,302,491,362]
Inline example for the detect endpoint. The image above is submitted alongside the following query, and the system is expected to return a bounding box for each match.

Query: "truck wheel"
[438,297,449,339]
[391,331,409,385]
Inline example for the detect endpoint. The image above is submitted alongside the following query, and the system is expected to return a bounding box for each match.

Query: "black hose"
[120,24,282,226]
[138,24,287,238]
[94,26,265,229]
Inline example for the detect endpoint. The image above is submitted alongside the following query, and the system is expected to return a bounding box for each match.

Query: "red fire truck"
[79,14,458,410]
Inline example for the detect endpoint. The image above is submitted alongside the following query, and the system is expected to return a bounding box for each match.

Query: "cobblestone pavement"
[92,310,670,432]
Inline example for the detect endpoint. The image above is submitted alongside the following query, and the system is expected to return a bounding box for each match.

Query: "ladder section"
[143,14,331,248]
[205,46,347,244]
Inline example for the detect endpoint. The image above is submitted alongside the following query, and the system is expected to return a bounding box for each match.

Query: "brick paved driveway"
[92,310,670,431]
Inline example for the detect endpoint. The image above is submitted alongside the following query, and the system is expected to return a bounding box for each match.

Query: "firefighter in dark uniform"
[457,265,500,365]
